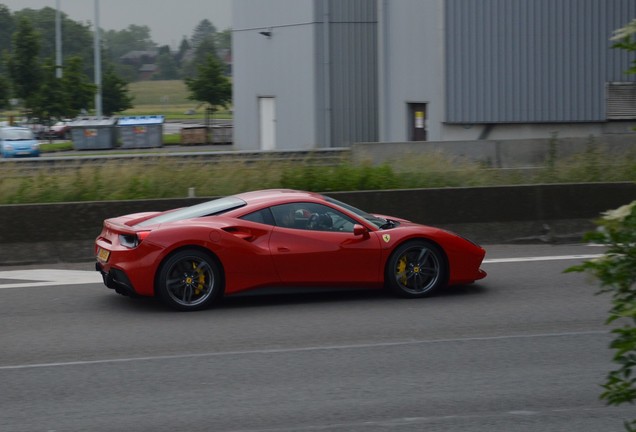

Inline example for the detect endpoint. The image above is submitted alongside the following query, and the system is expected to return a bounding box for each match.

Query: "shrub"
[566,202,636,431]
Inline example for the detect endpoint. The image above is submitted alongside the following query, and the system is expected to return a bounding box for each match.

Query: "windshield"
[325,196,391,229]
[1,129,35,140]
[137,196,246,227]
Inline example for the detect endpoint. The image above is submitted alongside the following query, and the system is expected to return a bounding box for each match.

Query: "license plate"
[97,247,111,262]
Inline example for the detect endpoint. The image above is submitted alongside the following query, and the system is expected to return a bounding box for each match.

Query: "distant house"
[119,50,158,66]
[119,50,160,81]
[138,64,159,80]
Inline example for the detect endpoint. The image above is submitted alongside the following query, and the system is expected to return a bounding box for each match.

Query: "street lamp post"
[94,0,102,119]
[55,0,62,78]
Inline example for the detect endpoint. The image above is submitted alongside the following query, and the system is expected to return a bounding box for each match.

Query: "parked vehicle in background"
[20,119,48,140]
[46,121,72,140]
[0,126,40,158]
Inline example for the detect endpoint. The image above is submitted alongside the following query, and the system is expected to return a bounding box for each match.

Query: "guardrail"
[1,183,635,265]
[0,148,351,176]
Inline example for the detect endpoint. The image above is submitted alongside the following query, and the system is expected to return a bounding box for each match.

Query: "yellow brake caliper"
[397,257,408,285]
[193,261,205,295]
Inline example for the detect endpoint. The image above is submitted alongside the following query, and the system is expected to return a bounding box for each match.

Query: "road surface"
[0,244,630,432]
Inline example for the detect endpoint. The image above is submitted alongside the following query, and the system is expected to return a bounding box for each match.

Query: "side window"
[271,204,309,229]
[240,208,275,225]
[271,203,357,232]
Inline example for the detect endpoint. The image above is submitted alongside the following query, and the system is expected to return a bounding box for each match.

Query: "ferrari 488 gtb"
[95,189,486,311]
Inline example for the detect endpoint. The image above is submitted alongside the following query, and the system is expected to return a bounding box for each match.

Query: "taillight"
[119,231,150,248]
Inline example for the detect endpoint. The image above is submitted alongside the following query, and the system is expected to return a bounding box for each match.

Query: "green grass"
[2,148,635,204]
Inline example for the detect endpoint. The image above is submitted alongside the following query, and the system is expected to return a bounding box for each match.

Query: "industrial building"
[232,0,636,150]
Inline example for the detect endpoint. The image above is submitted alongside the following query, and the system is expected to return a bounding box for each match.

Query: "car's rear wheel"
[157,249,222,311]
[385,240,446,298]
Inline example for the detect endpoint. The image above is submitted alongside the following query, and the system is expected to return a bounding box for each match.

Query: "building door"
[408,103,427,141]
[259,97,276,150]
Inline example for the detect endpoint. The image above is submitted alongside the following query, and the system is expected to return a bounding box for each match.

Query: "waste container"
[180,126,208,145]
[69,117,117,150]
[118,115,164,148]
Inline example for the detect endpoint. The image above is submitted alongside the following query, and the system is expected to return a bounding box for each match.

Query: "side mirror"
[353,224,368,237]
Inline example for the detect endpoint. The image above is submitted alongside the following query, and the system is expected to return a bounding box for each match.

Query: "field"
[0,80,231,121]
[121,80,232,120]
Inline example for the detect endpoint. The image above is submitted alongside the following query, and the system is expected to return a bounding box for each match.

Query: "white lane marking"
[483,254,602,264]
[0,254,604,289]
[0,269,102,289]
[0,329,607,371]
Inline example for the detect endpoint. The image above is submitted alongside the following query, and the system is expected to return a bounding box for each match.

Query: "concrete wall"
[352,134,636,168]
[2,183,635,265]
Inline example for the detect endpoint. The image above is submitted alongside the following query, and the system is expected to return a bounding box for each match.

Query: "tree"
[215,29,231,53]
[191,19,216,49]
[155,52,180,80]
[101,65,133,116]
[0,74,9,111]
[566,22,636,432]
[185,54,231,113]
[7,17,41,110]
[30,58,67,123]
[611,18,636,74]
[13,7,94,76]
[62,56,95,118]
[181,35,217,79]
[103,24,156,62]
[566,202,636,431]
[176,37,191,63]
[0,4,15,51]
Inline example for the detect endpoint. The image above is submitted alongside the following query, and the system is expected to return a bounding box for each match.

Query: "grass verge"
[1,148,635,204]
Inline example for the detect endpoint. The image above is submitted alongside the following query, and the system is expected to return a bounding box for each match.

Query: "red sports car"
[95,189,486,311]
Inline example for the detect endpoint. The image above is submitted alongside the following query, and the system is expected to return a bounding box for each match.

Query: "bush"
[567,202,636,431]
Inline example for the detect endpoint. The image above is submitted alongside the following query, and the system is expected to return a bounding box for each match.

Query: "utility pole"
[94,0,102,119]
[55,0,62,78]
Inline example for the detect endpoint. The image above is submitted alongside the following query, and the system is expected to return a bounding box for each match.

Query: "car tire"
[385,240,447,298]
[156,249,222,311]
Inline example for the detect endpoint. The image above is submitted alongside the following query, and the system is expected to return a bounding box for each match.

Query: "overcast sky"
[0,0,232,48]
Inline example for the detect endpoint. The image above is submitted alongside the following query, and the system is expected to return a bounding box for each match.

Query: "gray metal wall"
[378,0,445,142]
[233,0,377,150]
[321,0,378,147]
[232,0,319,150]
[234,0,636,149]
[445,0,636,124]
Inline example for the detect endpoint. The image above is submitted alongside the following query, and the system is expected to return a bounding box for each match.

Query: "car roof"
[233,189,327,208]
[0,126,30,131]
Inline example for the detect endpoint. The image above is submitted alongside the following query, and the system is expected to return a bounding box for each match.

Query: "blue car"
[0,126,40,158]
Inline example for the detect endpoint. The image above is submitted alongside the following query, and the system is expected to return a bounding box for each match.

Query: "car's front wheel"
[157,249,222,311]
[385,240,446,298]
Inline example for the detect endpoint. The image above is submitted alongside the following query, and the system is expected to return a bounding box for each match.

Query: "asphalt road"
[0,244,631,432]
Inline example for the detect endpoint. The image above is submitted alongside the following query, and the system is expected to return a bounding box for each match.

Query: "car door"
[268,203,382,285]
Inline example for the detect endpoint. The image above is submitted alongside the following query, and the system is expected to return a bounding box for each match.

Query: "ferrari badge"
[382,234,391,243]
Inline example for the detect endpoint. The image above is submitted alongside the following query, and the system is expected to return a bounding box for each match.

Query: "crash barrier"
[1,182,635,265]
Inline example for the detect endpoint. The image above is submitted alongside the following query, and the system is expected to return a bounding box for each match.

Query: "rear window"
[136,196,246,227]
